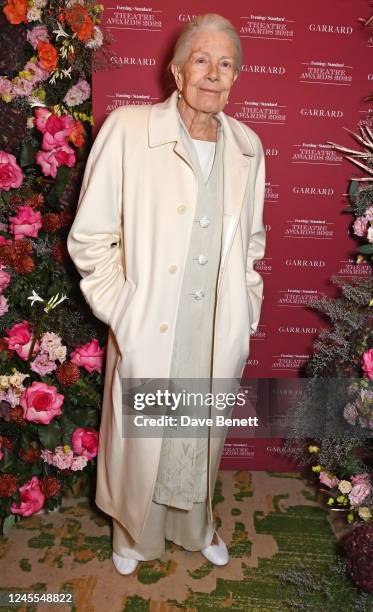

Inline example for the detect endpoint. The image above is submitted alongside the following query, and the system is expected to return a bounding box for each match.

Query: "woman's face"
[172,29,238,115]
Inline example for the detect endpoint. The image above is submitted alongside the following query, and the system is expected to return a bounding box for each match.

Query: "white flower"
[51,345,67,363]
[27,290,44,307]
[53,22,70,41]
[44,293,68,312]
[34,0,47,7]
[27,7,42,22]
[85,26,104,50]
[367,226,373,244]
[338,480,352,494]
[0,376,9,390]
[358,506,372,521]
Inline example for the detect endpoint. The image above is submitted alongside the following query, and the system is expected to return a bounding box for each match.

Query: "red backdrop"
[93,1,372,470]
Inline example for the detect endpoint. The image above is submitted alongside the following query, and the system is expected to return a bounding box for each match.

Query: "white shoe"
[201,532,229,566]
[112,551,139,575]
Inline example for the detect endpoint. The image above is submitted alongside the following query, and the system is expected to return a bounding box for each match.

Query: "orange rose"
[65,5,94,42]
[3,0,28,25]
[37,41,58,73]
[69,120,85,147]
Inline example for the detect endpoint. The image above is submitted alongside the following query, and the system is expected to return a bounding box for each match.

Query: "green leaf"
[55,166,70,197]
[348,179,360,203]
[20,141,37,167]
[357,243,373,254]
[37,419,62,450]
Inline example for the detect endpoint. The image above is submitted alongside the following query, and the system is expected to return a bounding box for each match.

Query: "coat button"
[168,264,177,274]
[191,290,204,300]
[159,323,168,332]
[177,204,187,214]
[197,254,208,265]
[199,216,210,228]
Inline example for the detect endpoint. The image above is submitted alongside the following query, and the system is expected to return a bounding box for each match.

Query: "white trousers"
[112,499,215,561]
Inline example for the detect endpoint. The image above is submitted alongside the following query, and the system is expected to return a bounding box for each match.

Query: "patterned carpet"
[0,471,372,612]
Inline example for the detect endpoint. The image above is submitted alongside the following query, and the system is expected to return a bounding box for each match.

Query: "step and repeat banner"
[93,1,372,470]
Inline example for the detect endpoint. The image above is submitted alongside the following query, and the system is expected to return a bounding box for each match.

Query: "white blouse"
[191,138,216,182]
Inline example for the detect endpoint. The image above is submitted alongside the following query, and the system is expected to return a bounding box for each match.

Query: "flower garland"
[0,0,110,527]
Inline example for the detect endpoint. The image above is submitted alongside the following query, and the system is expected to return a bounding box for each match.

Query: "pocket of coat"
[109,280,136,341]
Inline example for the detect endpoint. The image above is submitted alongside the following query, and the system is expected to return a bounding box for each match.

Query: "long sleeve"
[67,109,127,329]
[246,142,266,334]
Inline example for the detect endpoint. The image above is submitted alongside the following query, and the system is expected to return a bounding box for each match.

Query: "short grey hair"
[168,13,242,76]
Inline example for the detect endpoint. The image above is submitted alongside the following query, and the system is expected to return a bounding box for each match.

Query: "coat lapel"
[148,90,256,287]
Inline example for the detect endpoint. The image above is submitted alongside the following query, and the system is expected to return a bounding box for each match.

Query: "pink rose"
[30,352,57,376]
[0,440,3,461]
[351,473,371,485]
[20,381,64,424]
[70,338,104,374]
[9,205,42,240]
[72,427,99,459]
[35,107,51,133]
[0,265,11,292]
[10,476,45,517]
[0,236,12,246]
[348,482,372,506]
[0,151,23,191]
[54,144,76,167]
[36,149,59,178]
[5,320,40,360]
[0,294,9,316]
[42,115,73,150]
[319,471,340,488]
[36,145,75,178]
[362,349,373,380]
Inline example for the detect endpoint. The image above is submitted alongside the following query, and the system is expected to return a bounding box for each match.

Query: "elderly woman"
[67,13,266,575]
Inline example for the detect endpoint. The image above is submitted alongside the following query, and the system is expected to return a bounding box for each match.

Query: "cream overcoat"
[67,89,266,542]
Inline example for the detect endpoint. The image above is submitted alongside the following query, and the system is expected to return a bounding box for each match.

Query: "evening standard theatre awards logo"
[277,288,326,308]
[271,354,309,370]
[299,61,353,85]
[284,218,335,239]
[292,143,342,165]
[105,5,162,30]
[336,258,372,279]
[239,13,295,40]
[265,182,280,203]
[105,93,157,112]
[255,258,273,275]
[234,100,287,125]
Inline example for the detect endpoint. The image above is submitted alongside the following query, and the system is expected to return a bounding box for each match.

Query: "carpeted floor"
[0,470,371,612]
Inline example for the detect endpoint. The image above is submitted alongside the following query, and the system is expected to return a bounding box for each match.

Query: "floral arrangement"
[308,445,372,523]
[0,0,112,532]
[342,523,373,593]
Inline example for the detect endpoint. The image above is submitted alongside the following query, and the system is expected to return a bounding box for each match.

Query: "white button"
[168,264,177,274]
[199,216,210,228]
[159,323,168,332]
[197,254,208,265]
[192,290,204,300]
[177,205,187,214]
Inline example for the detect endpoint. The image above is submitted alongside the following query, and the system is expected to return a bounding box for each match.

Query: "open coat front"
[67,89,266,543]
